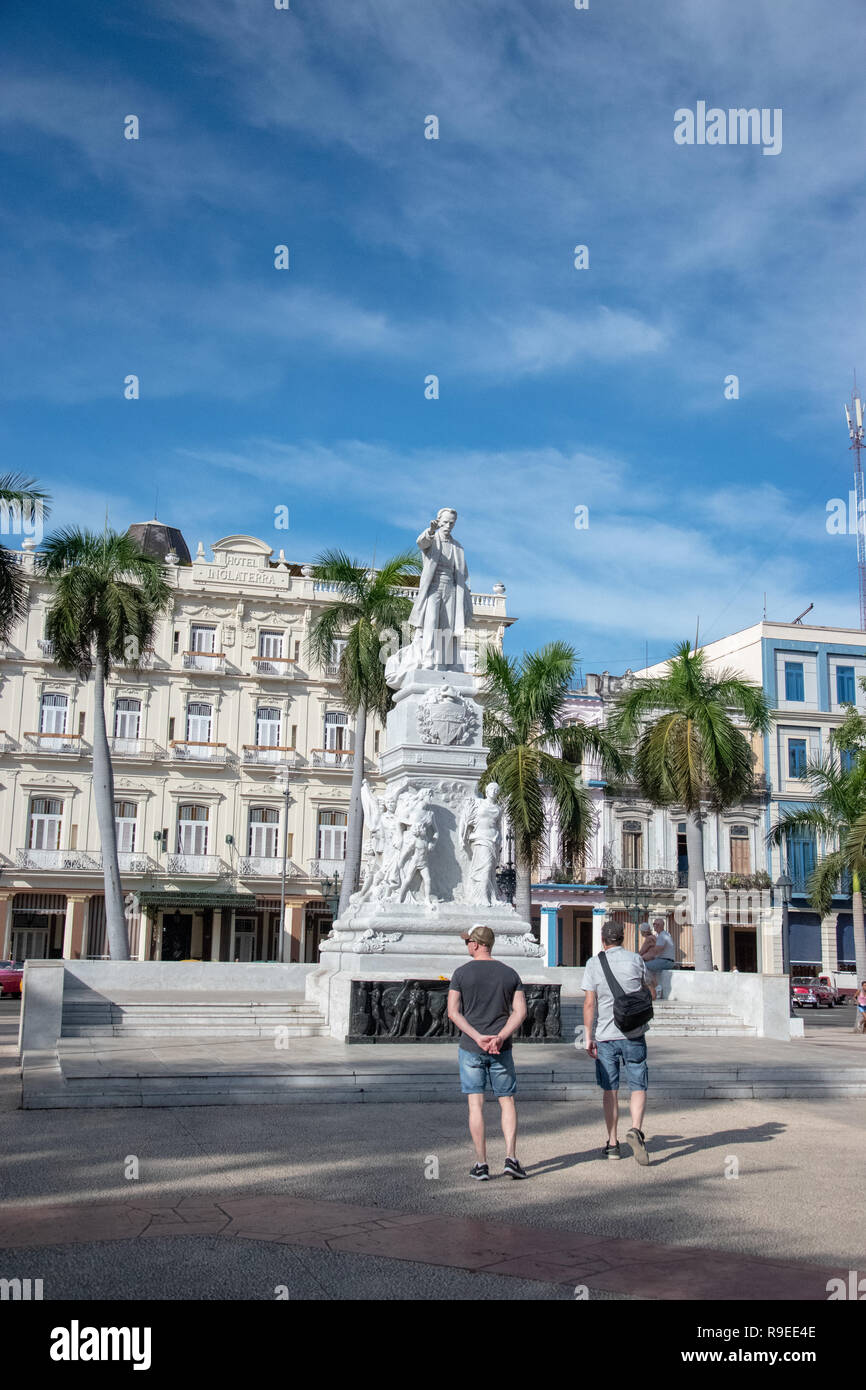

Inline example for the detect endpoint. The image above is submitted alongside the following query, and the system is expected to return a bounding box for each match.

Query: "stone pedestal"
[314,664,543,1035]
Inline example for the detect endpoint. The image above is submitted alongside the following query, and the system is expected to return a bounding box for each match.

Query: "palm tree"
[769,756,866,985]
[0,474,51,640]
[39,528,171,960]
[611,641,769,972]
[307,549,421,917]
[481,642,628,924]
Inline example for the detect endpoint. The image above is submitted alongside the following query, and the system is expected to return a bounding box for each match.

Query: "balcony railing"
[537,866,608,885]
[23,732,85,757]
[310,748,355,769]
[117,649,156,671]
[16,849,100,871]
[183,651,226,673]
[238,857,301,878]
[108,737,165,760]
[241,745,298,767]
[166,854,223,875]
[322,664,341,680]
[310,858,347,878]
[0,731,16,754]
[170,741,228,764]
[610,868,688,891]
[251,656,296,677]
[35,638,55,658]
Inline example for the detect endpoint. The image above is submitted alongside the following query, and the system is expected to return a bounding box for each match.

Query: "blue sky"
[2,0,865,673]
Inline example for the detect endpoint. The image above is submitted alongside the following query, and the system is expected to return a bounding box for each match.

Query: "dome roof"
[127,520,191,566]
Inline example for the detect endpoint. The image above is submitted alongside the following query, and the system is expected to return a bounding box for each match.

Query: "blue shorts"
[595,1038,648,1092]
[458,1047,517,1097]
[645,958,676,973]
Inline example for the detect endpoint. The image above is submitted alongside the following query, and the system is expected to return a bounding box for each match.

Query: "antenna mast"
[844,377,866,630]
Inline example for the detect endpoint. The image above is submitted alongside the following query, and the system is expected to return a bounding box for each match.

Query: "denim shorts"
[645,958,676,973]
[458,1047,517,1097]
[595,1038,648,1092]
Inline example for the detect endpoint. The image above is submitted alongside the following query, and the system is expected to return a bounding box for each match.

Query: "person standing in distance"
[448,925,528,1181]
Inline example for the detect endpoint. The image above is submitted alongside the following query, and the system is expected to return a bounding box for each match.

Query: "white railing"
[323,664,341,680]
[108,738,164,760]
[16,849,100,871]
[310,748,355,769]
[166,854,223,875]
[170,742,228,764]
[83,852,156,874]
[23,732,85,756]
[0,732,16,754]
[118,649,156,670]
[36,638,55,658]
[309,858,346,878]
[251,656,296,676]
[183,651,226,673]
[241,745,298,766]
[238,857,301,878]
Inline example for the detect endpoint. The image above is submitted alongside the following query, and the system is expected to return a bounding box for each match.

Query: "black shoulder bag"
[597,951,654,1035]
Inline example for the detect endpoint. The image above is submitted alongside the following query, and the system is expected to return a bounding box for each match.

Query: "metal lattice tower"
[844,380,866,631]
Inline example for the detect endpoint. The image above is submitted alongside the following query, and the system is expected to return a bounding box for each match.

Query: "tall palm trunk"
[852,873,866,984]
[92,649,129,960]
[515,842,533,925]
[337,702,368,918]
[687,809,713,971]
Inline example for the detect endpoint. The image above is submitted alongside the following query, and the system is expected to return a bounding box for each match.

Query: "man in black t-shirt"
[447,925,528,1181]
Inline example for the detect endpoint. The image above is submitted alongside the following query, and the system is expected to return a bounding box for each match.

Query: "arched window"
[177,804,209,856]
[114,801,137,853]
[622,819,643,869]
[729,824,751,875]
[249,805,280,858]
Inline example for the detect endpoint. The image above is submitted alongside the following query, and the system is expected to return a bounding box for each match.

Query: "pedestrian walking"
[582,919,653,1164]
[855,980,866,1035]
[447,925,528,1181]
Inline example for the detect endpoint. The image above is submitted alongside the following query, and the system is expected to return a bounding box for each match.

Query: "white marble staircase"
[60,990,330,1040]
[559,998,757,1039]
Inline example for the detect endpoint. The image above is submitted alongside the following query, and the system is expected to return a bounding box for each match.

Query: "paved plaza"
[3,1002,866,1300]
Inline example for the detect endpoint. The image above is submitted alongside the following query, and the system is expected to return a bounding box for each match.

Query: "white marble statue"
[409,507,473,670]
[459,782,503,906]
[396,788,438,905]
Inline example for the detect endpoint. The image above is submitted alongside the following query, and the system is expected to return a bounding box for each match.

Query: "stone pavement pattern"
[3,1004,865,1300]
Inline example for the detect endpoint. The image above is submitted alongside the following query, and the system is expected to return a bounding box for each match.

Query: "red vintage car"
[0,962,23,998]
[790,975,836,1008]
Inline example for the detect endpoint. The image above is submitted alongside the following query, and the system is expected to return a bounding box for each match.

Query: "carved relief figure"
[458,782,503,907]
[396,789,438,905]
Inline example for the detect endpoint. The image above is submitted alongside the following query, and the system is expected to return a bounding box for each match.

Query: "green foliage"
[307,549,420,721]
[769,755,866,915]
[38,528,171,677]
[0,475,51,643]
[611,640,769,811]
[481,641,627,873]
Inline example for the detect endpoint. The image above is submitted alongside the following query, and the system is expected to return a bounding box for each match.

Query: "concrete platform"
[20,1026,866,1108]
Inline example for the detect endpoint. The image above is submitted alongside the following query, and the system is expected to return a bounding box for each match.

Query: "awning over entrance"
[135,889,258,911]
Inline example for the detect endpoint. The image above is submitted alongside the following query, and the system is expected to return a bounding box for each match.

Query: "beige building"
[0,525,509,964]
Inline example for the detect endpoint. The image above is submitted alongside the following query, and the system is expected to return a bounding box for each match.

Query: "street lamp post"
[775,871,794,1018]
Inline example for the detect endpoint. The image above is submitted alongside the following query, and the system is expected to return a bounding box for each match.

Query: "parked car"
[0,962,23,998]
[790,975,836,1008]
[818,972,853,1003]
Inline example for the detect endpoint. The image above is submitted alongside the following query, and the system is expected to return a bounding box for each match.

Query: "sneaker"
[625,1127,649,1166]
[470,1162,490,1181]
[503,1157,528,1179]
[603,1141,622,1159]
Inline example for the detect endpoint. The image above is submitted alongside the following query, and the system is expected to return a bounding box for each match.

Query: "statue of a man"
[409,507,473,670]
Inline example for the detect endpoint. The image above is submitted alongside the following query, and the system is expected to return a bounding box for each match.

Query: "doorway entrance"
[161,913,192,961]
